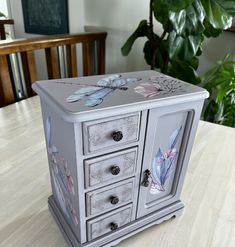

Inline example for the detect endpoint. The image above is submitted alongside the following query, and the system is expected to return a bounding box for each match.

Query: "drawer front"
[84,147,138,188]
[86,178,134,217]
[87,204,132,241]
[83,113,140,154]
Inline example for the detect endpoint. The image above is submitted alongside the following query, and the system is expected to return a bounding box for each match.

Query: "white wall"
[8,0,85,38]
[0,0,8,17]
[84,0,235,76]
[84,0,155,74]
[198,32,235,75]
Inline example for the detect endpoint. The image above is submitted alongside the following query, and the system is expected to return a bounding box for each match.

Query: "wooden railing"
[0,31,107,107]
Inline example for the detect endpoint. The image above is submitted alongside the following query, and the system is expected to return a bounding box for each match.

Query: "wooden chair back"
[0,31,107,107]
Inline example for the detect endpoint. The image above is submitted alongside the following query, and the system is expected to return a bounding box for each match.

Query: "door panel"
[137,105,196,218]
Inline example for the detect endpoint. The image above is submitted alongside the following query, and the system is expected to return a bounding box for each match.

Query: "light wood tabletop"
[1,96,235,247]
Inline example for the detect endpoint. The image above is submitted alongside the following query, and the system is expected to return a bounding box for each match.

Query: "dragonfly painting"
[150,126,182,194]
[66,74,139,107]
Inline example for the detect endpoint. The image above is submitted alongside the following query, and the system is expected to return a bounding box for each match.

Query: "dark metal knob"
[142,180,150,187]
[110,165,120,175]
[110,196,119,205]
[110,222,118,231]
[112,131,123,142]
[142,169,151,187]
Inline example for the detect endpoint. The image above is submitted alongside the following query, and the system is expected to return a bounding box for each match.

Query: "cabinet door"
[137,102,202,218]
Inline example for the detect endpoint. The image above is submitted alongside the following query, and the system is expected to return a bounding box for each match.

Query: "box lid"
[32,70,209,121]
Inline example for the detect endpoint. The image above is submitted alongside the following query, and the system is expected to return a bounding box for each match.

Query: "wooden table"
[1,96,235,247]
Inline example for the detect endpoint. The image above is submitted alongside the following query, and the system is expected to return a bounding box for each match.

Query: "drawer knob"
[110,222,118,231]
[112,131,123,142]
[110,196,119,205]
[110,165,120,175]
[142,169,151,187]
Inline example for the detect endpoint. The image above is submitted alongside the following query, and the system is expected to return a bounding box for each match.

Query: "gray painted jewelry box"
[32,70,209,247]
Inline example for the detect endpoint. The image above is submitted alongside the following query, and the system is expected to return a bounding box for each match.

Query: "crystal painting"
[150,126,182,194]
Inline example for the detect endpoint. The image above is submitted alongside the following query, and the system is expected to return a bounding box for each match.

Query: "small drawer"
[84,147,138,189]
[83,112,141,154]
[87,204,132,241]
[86,178,134,217]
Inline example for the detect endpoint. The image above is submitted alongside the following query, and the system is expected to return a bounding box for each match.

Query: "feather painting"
[150,126,182,194]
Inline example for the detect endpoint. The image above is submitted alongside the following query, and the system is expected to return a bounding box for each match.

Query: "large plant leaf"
[201,0,234,31]
[168,31,203,61]
[203,19,223,37]
[167,0,205,61]
[169,0,205,36]
[168,59,201,84]
[0,12,6,18]
[153,0,194,13]
[153,1,171,29]
[202,54,235,127]
[121,20,149,56]
[217,0,235,15]
[203,100,219,122]
[143,40,168,69]
[153,0,194,30]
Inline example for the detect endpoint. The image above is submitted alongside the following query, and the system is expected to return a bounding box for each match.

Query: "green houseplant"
[0,11,6,18]
[121,0,235,84]
[202,54,235,127]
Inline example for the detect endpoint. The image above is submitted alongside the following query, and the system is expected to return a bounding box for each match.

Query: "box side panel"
[40,99,82,242]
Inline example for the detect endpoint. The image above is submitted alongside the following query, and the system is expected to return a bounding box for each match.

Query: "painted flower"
[134,83,161,98]
[149,75,166,83]
[66,200,78,226]
[57,157,75,195]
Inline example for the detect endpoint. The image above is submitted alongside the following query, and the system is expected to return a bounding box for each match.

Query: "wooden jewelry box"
[33,70,209,247]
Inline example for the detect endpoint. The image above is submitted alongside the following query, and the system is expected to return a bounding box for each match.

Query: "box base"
[48,195,184,247]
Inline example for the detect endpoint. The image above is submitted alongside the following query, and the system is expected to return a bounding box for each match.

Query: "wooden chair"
[0,31,107,107]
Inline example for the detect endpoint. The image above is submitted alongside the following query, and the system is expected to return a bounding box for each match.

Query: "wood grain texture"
[66,44,78,77]
[0,55,15,106]
[0,32,107,55]
[82,42,94,76]
[97,39,106,75]
[21,51,37,97]
[45,47,60,79]
[0,31,107,107]
[0,97,235,247]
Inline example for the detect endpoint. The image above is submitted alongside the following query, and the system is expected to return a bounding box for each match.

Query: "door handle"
[142,169,151,187]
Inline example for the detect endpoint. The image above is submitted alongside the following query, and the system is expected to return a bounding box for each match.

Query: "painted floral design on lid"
[134,82,161,98]
[134,75,187,98]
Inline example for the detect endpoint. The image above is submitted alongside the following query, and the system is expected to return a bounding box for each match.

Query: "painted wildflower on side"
[45,117,78,225]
